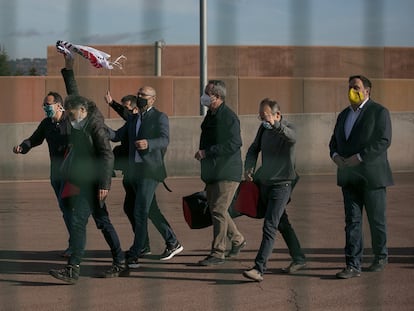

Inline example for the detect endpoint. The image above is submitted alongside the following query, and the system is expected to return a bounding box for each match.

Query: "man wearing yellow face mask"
[329,75,393,279]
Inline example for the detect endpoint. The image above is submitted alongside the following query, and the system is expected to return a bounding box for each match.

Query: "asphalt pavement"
[0,173,413,311]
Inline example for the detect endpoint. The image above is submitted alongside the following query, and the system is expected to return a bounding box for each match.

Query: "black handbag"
[182,191,212,229]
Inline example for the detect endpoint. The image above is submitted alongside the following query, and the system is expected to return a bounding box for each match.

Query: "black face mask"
[137,97,148,109]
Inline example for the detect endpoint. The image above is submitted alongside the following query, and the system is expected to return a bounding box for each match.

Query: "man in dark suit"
[111,86,183,269]
[329,75,393,279]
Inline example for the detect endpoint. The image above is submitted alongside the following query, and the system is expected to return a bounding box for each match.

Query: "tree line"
[0,48,46,76]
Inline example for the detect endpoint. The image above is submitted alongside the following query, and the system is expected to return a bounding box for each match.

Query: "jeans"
[128,176,178,258]
[278,211,306,264]
[68,186,123,266]
[254,183,292,274]
[342,186,388,270]
[51,178,72,248]
[206,181,244,259]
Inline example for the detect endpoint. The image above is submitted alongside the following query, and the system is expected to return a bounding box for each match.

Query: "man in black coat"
[329,75,393,279]
[48,93,128,284]
[195,80,246,266]
[12,55,78,258]
[48,56,126,283]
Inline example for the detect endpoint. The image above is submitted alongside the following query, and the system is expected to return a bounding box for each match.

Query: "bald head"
[137,86,157,111]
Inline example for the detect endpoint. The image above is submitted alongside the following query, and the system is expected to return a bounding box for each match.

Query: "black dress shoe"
[226,240,246,258]
[198,255,225,266]
[336,267,361,279]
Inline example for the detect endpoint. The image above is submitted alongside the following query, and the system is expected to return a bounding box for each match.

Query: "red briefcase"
[234,181,266,219]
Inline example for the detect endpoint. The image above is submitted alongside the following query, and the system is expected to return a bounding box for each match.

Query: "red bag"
[234,181,266,219]
[61,182,80,199]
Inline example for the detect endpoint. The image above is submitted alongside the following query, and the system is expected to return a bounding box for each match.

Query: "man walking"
[329,75,393,279]
[195,80,246,266]
[111,86,183,268]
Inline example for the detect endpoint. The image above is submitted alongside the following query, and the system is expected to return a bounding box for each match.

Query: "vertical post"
[200,0,207,116]
[155,40,163,77]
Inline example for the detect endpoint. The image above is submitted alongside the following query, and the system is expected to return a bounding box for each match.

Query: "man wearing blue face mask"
[12,55,76,258]
[243,98,305,282]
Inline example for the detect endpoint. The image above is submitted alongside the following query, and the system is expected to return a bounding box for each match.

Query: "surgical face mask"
[70,111,86,130]
[261,121,273,130]
[348,88,365,105]
[137,97,148,109]
[200,94,212,107]
[43,104,56,118]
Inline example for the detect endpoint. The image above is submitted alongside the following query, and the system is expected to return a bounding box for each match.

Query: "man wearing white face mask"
[195,80,246,266]
[12,55,77,258]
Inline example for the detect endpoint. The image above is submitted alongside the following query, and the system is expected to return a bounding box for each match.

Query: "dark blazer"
[329,99,394,189]
[113,107,169,182]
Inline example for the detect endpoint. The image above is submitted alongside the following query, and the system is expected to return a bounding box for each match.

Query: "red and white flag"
[56,40,126,70]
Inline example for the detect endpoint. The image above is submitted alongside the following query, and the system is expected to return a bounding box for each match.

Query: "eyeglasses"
[257,113,273,120]
[137,92,154,98]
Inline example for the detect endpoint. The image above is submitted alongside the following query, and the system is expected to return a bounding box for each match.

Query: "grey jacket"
[245,119,297,185]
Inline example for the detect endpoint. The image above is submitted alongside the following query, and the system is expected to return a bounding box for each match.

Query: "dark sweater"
[245,119,297,185]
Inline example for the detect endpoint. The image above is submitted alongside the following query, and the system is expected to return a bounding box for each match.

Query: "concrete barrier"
[2,113,413,180]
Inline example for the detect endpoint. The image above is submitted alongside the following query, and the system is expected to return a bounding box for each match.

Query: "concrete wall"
[2,113,413,181]
[3,45,414,123]
[46,45,414,78]
[2,45,413,179]
[2,76,414,124]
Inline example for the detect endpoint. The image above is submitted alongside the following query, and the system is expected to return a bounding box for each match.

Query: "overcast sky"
[1,0,413,60]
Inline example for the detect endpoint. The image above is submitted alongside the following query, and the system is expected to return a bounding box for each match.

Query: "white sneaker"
[243,268,263,282]
[159,243,183,261]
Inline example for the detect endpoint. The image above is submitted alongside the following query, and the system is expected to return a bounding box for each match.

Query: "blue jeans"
[278,211,306,264]
[254,183,292,274]
[129,177,178,258]
[342,186,388,271]
[51,178,72,247]
[68,186,123,266]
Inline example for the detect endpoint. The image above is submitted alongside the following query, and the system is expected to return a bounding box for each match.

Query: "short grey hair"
[208,80,226,101]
